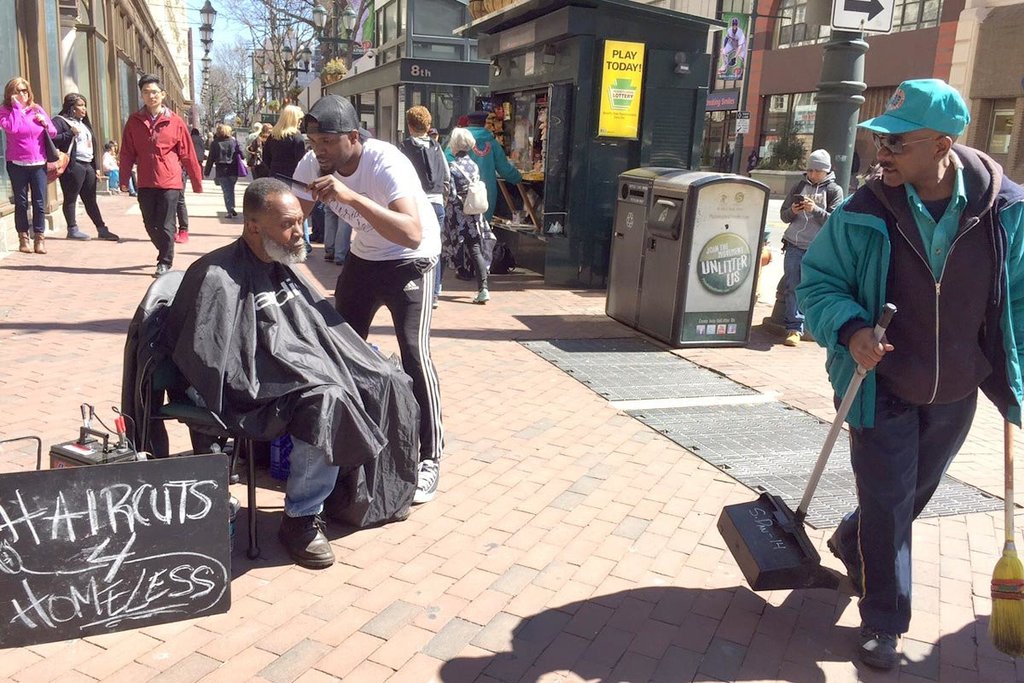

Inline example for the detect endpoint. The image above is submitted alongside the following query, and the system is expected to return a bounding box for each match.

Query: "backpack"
[400,138,448,196]
[490,242,517,275]
[452,161,488,216]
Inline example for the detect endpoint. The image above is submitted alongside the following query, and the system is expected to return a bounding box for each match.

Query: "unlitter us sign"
[598,40,646,139]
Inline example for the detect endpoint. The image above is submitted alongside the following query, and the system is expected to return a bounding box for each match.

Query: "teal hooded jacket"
[797,147,1024,428]
[447,126,522,222]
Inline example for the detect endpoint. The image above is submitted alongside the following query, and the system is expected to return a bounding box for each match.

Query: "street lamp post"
[199,1,217,129]
[313,1,360,68]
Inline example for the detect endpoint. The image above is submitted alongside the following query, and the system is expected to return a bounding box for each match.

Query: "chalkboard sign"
[0,454,231,648]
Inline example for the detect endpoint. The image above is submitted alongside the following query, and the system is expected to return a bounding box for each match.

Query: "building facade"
[1,0,192,252]
[326,0,490,143]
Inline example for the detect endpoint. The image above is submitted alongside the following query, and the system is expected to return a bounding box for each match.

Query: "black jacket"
[204,137,241,179]
[52,115,99,171]
[262,133,306,178]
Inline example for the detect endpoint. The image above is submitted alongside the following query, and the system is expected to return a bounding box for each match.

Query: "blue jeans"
[431,202,446,300]
[219,176,237,213]
[284,436,340,517]
[323,210,352,263]
[6,162,47,234]
[831,384,977,634]
[783,244,806,333]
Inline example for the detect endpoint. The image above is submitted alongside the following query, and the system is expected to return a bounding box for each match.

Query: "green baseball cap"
[858,79,970,137]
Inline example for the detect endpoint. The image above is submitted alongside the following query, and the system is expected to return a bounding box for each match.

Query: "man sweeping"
[798,79,1024,669]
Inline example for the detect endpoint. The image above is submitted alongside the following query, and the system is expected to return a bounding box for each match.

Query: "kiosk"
[460,0,718,287]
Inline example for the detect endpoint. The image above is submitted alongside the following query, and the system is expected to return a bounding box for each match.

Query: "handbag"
[454,163,488,215]
[235,144,249,178]
[42,129,70,183]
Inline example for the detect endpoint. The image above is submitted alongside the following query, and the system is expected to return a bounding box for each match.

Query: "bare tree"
[197,39,257,128]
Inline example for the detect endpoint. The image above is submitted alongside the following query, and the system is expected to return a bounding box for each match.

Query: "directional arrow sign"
[832,0,894,33]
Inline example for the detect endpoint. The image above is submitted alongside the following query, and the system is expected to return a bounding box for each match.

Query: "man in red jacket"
[119,74,203,277]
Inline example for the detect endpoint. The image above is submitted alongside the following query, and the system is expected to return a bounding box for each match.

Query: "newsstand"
[458,0,719,287]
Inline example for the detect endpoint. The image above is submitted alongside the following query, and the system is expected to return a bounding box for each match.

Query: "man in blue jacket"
[798,79,1024,670]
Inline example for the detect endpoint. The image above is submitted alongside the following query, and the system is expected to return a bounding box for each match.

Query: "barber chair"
[122,272,261,560]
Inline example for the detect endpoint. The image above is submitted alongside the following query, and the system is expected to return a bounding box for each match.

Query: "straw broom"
[990,420,1024,657]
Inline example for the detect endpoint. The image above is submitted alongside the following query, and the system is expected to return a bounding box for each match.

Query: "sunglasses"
[15,88,29,94]
[871,133,942,155]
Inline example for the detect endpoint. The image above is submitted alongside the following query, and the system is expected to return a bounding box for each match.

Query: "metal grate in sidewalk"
[523,337,1004,528]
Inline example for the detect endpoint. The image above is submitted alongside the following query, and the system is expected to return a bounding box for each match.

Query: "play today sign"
[598,40,646,139]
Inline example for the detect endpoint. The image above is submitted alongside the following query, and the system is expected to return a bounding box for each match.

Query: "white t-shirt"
[294,141,441,261]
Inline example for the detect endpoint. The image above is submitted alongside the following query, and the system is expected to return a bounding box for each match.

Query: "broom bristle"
[990,548,1024,658]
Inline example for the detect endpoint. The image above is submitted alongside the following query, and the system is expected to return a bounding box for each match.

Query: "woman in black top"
[203,123,242,217]
[52,93,119,241]
[262,105,306,178]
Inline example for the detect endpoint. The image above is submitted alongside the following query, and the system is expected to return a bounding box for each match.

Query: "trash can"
[606,170,770,348]
[606,168,686,326]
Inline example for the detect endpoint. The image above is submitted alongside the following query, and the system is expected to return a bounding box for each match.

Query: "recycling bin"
[606,170,770,348]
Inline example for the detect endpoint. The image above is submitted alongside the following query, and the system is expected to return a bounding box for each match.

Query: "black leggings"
[60,159,108,232]
[335,254,443,462]
[465,235,488,291]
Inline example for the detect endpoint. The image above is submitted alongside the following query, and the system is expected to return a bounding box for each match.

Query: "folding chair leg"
[245,439,260,559]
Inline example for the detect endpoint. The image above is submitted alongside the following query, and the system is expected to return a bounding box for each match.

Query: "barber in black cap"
[293,95,445,504]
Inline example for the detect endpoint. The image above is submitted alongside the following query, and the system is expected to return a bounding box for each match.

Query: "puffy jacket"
[119,107,203,191]
[779,172,844,250]
[0,100,56,164]
[797,145,1024,428]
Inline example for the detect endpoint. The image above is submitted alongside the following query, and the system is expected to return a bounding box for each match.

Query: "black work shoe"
[858,627,899,670]
[153,263,170,278]
[97,230,120,242]
[278,514,335,569]
[827,531,863,597]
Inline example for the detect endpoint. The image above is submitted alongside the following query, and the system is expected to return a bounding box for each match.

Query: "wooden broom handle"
[1006,420,1015,543]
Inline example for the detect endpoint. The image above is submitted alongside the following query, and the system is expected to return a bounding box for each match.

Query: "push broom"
[990,420,1024,657]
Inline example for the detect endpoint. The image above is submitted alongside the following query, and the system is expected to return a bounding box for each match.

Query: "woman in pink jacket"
[0,77,57,254]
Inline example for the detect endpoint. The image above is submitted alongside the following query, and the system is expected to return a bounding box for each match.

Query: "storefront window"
[45,0,62,111]
[93,0,105,33]
[989,101,1015,156]
[0,0,16,202]
[384,1,399,43]
[412,0,464,37]
[65,31,93,100]
[791,91,817,149]
[118,58,135,129]
[94,39,112,144]
[412,41,463,60]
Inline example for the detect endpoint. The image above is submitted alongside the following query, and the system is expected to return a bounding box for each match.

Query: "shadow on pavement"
[0,317,133,333]
[437,585,1009,682]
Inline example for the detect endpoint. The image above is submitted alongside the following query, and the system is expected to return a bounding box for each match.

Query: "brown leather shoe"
[33,234,46,254]
[18,233,32,253]
[278,514,334,569]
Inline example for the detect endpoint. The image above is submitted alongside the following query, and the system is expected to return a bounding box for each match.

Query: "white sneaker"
[413,459,439,504]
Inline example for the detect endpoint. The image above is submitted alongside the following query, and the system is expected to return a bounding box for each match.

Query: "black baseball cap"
[304,95,360,134]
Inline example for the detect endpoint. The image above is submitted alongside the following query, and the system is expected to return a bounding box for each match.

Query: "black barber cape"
[164,238,420,474]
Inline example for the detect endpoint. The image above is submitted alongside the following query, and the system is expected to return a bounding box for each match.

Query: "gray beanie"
[807,149,831,172]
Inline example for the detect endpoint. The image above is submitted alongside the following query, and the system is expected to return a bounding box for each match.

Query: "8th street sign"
[831,0,894,33]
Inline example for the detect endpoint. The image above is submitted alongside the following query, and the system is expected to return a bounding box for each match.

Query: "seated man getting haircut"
[165,177,419,569]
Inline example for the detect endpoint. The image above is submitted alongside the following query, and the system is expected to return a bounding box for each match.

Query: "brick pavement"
[0,183,1021,682]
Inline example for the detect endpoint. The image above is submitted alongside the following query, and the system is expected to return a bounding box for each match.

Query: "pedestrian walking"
[400,106,450,308]
[778,149,843,346]
[294,95,444,505]
[456,110,521,224]
[247,123,272,178]
[118,73,203,277]
[444,127,494,305]
[52,93,120,242]
[204,123,243,218]
[798,79,1024,670]
[263,106,305,179]
[0,76,56,254]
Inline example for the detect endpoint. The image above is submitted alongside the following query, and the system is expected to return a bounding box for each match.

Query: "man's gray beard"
[263,234,307,264]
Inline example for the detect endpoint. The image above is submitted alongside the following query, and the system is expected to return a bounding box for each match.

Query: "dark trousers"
[335,254,443,462]
[6,162,47,234]
[176,171,189,230]
[832,383,977,634]
[465,235,488,291]
[60,159,108,234]
[137,188,181,266]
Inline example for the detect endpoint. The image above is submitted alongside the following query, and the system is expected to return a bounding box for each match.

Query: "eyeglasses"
[872,133,941,155]
[15,88,29,94]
